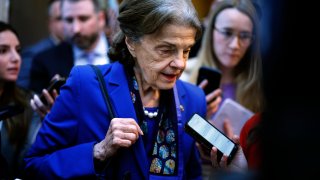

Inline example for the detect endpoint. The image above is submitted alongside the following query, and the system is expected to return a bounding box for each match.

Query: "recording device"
[197,66,221,95]
[40,76,66,105]
[0,105,24,120]
[185,113,238,164]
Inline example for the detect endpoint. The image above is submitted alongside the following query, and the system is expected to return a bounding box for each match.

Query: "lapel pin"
[180,105,184,112]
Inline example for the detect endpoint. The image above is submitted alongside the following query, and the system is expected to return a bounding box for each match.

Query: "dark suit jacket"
[25,62,206,179]
[18,37,57,89]
[29,42,74,94]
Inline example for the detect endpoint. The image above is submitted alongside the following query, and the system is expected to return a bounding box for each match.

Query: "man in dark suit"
[29,42,74,94]
[17,0,64,89]
[29,0,111,118]
[29,0,110,94]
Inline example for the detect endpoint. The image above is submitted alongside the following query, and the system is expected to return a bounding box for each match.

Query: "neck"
[134,68,160,107]
[220,66,235,84]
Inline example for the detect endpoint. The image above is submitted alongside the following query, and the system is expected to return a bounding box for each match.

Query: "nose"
[171,51,186,70]
[228,36,241,49]
[10,49,21,63]
[71,20,81,34]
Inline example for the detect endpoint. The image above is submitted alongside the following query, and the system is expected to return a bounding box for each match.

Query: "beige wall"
[192,0,214,21]
[9,0,49,48]
[9,0,213,48]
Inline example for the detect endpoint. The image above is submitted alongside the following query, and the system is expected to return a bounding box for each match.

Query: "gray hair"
[108,0,202,65]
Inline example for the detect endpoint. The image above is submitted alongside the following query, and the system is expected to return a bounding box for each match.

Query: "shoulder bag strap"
[89,65,116,119]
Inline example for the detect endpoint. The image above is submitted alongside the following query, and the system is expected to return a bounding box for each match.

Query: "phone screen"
[186,114,237,157]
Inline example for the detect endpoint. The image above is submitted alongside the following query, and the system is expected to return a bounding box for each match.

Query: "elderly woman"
[24,0,206,179]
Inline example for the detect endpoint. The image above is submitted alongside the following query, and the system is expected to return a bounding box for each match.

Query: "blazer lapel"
[176,81,187,123]
[102,62,149,179]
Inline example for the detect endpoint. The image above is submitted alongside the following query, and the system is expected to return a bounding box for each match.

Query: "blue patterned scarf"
[125,67,178,175]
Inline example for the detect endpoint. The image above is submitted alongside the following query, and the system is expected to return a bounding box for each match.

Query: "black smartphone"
[185,113,238,164]
[197,66,221,95]
[40,77,66,105]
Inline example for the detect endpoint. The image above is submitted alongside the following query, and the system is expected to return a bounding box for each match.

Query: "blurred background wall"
[0,0,10,22]
[6,0,214,48]
[9,0,49,48]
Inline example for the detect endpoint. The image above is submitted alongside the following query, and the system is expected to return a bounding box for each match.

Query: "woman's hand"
[30,74,62,119]
[30,89,58,119]
[198,79,222,119]
[93,118,144,161]
[210,120,248,172]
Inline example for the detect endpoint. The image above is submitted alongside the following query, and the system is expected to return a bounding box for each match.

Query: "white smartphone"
[185,113,238,164]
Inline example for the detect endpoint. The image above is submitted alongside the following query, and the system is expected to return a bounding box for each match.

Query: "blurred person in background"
[17,0,64,89]
[182,0,264,119]
[101,0,120,44]
[29,0,110,118]
[0,21,41,180]
[181,0,264,178]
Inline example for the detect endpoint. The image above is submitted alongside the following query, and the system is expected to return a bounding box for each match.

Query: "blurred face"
[0,30,21,82]
[61,0,105,50]
[49,0,64,41]
[126,24,196,90]
[213,8,253,70]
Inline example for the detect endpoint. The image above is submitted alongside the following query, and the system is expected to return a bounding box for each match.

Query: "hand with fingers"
[30,74,64,119]
[93,118,144,162]
[30,89,59,119]
[210,119,248,172]
[198,79,222,119]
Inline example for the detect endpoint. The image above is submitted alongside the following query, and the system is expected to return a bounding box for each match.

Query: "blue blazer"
[25,62,207,179]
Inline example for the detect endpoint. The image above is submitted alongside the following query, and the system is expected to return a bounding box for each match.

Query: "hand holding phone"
[40,75,66,105]
[197,66,221,95]
[185,114,238,164]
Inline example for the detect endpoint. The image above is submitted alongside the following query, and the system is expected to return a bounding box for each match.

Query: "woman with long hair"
[0,21,40,179]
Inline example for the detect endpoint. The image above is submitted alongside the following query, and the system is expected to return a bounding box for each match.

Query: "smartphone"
[40,77,66,105]
[196,66,221,95]
[185,113,238,164]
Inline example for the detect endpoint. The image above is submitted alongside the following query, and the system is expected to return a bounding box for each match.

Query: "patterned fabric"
[126,67,178,175]
[149,116,177,174]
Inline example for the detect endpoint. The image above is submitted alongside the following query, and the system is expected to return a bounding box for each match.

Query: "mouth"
[227,53,240,58]
[161,72,179,82]
[7,67,19,74]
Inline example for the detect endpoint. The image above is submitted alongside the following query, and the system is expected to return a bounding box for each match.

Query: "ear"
[98,11,106,30]
[125,36,136,57]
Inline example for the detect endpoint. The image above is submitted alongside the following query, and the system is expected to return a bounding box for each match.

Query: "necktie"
[84,52,95,64]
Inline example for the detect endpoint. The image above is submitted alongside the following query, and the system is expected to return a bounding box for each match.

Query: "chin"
[159,83,175,90]
[5,76,18,82]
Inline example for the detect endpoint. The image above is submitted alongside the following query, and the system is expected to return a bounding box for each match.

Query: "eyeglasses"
[214,27,254,45]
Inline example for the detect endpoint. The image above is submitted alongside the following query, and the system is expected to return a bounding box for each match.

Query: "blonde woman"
[182,0,264,116]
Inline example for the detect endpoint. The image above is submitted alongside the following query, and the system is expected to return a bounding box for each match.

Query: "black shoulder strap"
[89,65,115,119]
